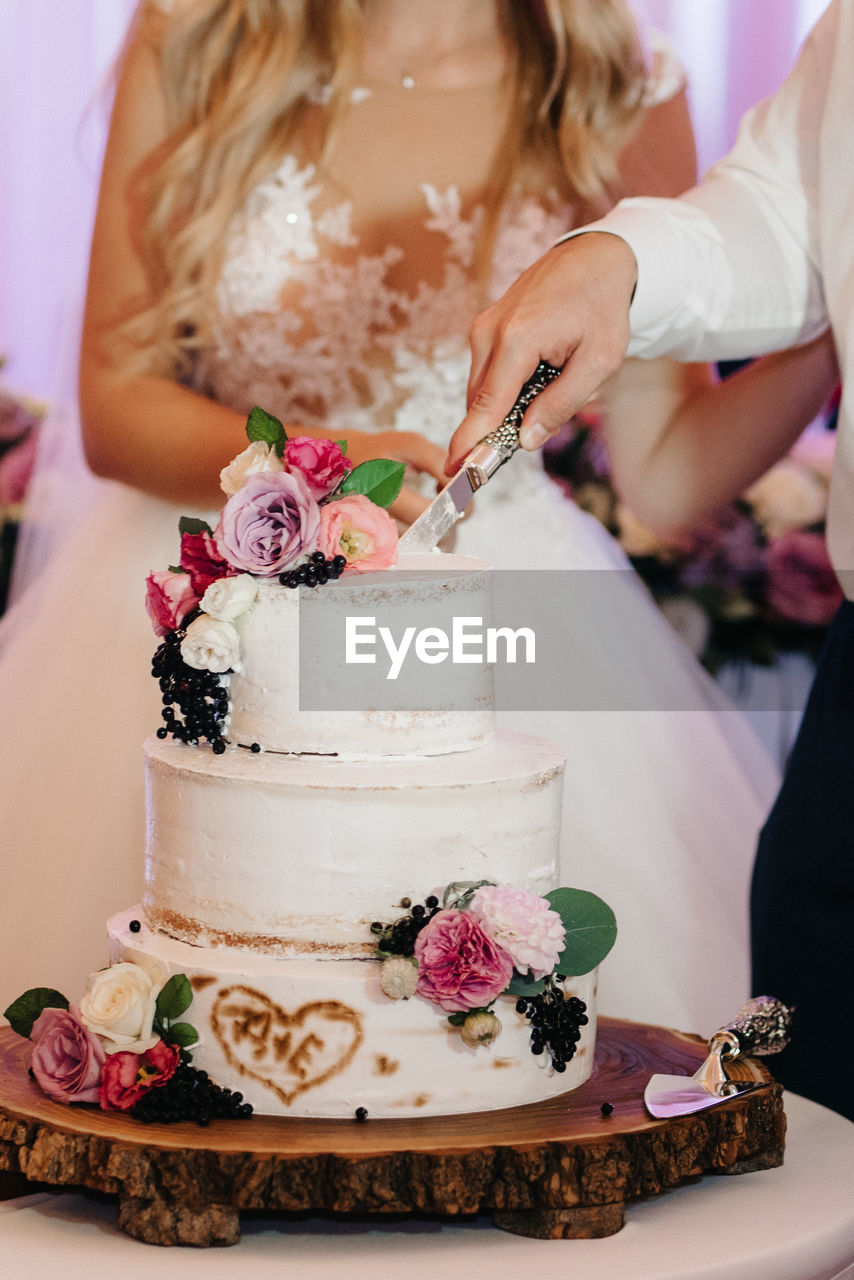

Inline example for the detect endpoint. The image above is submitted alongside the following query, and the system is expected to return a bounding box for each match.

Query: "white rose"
[220,441,283,497]
[200,573,258,622]
[78,962,160,1055]
[180,615,241,673]
[745,459,828,537]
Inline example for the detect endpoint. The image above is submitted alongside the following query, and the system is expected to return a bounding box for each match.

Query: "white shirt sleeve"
[569,0,838,362]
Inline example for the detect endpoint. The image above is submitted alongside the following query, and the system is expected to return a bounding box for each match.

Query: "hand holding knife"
[398,361,562,554]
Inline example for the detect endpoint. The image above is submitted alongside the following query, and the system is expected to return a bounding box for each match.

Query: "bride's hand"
[340,429,446,525]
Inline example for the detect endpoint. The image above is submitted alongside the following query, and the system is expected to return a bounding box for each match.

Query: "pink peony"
[99,1040,180,1113]
[469,885,565,981]
[180,529,231,595]
[285,436,352,500]
[215,470,321,576]
[145,570,199,637]
[30,1005,106,1104]
[413,909,514,1013]
[318,494,398,574]
[764,530,843,626]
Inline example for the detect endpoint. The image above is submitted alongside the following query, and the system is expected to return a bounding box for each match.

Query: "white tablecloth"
[1,1093,853,1280]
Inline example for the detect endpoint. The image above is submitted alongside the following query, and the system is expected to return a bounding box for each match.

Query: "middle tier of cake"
[144,730,565,957]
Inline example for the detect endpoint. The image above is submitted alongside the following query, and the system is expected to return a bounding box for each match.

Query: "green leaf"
[339,459,406,509]
[155,974,193,1023]
[163,1021,199,1048]
[334,439,348,456]
[506,970,547,998]
[3,988,69,1039]
[178,516,214,537]
[447,1011,468,1027]
[246,405,288,458]
[547,888,617,977]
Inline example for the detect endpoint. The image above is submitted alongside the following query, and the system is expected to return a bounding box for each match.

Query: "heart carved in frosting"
[210,985,364,1105]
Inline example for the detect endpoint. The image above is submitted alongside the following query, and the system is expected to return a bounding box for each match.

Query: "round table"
[1,1092,853,1280]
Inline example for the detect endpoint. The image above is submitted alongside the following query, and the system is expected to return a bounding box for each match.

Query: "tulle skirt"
[0,469,780,1036]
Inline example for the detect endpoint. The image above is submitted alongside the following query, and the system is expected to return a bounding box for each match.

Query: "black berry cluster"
[131,1061,253,1126]
[371,894,440,956]
[151,625,229,750]
[279,552,347,589]
[515,980,588,1072]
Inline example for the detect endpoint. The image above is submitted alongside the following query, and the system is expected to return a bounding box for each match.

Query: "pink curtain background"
[0,0,832,400]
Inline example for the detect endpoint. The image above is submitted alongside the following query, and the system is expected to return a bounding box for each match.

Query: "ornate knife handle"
[464,360,562,489]
[711,995,793,1062]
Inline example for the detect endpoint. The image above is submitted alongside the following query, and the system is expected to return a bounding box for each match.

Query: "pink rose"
[469,885,565,981]
[215,470,321,576]
[99,1040,180,1113]
[30,1005,106,1104]
[180,529,231,595]
[285,436,352,500]
[413,909,514,1013]
[318,494,398,574]
[145,570,199,637]
[764,530,843,626]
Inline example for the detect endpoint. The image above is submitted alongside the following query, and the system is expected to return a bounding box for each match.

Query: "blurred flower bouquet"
[545,414,841,672]
[0,359,46,511]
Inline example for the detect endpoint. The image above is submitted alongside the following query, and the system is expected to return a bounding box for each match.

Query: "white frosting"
[110,909,597,1118]
[143,729,565,954]
[227,554,495,758]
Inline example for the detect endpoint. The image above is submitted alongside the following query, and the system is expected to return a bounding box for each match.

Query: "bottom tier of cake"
[109,909,598,1119]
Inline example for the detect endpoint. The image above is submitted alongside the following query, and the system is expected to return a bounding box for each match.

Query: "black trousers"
[751,600,854,1120]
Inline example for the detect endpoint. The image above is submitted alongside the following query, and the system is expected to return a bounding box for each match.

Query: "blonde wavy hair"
[123,0,648,375]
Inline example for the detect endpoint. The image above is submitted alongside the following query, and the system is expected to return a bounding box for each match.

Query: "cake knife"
[398,360,562,554]
[643,995,792,1119]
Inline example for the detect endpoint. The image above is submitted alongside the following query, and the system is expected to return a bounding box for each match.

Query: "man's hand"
[445,233,638,473]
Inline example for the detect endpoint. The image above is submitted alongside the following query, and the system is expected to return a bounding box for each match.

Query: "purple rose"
[285,436,352,500]
[413,909,514,1013]
[215,470,321,576]
[30,1005,106,1104]
[764,530,843,626]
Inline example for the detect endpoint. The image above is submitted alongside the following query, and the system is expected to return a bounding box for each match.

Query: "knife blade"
[398,360,562,554]
[643,995,792,1120]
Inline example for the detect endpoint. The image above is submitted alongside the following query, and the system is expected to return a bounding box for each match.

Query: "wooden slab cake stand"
[0,1017,785,1247]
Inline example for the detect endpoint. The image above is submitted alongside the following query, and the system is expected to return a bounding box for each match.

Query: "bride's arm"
[601,332,838,536]
[79,9,443,517]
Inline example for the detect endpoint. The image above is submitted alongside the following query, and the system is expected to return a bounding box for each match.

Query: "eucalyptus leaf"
[339,459,405,509]
[163,1021,199,1048]
[246,405,288,457]
[3,988,69,1039]
[547,888,617,977]
[506,970,547,998]
[155,974,193,1023]
[178,516,214,537]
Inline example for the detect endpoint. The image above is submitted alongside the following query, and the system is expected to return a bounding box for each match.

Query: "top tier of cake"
[227,553,495,758]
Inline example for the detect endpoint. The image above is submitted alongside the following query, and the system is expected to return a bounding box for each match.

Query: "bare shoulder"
[617,85,698,199]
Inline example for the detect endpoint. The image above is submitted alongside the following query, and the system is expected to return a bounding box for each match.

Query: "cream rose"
[78,963,160,1055]
[180,615,241,672]
[745,459,829,537]
[220,440,283,497]
[199,573,258,622]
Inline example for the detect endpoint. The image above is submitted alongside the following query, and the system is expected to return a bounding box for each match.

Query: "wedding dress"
[0,38,779,1034]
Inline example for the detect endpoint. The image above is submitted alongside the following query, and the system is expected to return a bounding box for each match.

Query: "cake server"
[644,995,793,1119]
[398,360,562,554]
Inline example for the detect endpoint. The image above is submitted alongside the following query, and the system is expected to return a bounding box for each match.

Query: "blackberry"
[151,631,230,747]
[520,980,587,1071]
[131,1062,254,1125]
